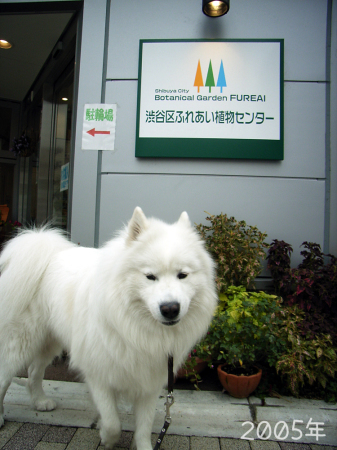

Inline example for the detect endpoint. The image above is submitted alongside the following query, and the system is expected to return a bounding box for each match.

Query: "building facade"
[0,0,336,282]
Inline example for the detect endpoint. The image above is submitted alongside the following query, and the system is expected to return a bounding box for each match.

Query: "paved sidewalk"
[1,379,336,449]
[1,422,337,450]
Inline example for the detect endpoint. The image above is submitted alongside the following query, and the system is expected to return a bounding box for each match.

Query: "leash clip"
[153,356,174,449]
[164,393,174,423]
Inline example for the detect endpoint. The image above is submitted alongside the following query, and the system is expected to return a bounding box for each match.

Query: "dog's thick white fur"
[0,207,217,449]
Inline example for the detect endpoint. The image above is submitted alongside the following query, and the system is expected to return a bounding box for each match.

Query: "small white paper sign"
[82,103,116,150]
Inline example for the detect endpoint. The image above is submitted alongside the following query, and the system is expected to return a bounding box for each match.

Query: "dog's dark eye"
[146,274,157,281]
[177,272,188,280]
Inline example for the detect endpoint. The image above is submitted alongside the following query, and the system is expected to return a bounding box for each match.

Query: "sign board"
[82,103,117,150]
[60,162,69,192]
[136,40,284,159]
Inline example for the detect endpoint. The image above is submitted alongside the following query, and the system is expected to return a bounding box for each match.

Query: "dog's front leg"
[131,392,158,450]
[87,381,121,449]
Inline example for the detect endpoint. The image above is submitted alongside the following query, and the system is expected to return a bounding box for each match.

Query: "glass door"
[0,102,20,222]
[50,65,74,229]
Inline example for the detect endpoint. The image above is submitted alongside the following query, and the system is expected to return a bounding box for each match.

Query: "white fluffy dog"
[0,207,217,449]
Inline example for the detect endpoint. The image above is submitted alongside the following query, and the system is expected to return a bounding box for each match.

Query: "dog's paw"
[130,437,152,450]
[99,426,121,450]
[34,398,57,411]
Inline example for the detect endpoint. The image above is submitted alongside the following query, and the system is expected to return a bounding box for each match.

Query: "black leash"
[153,355,174,450]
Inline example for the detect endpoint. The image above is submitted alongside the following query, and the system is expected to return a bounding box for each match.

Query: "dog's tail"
[0,227,74,313]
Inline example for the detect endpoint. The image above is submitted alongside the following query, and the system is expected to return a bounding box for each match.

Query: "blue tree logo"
[217,60,227,93]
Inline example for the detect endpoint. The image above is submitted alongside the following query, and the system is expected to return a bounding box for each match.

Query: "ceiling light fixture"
[62,97,68,102]
[0,39,12,49]
[202,0,230,18]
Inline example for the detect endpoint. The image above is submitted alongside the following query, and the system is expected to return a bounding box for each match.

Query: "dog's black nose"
[160,302,180,320]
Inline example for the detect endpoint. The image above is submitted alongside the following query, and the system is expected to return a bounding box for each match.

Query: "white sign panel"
[136,40,284,160]
[82,103,117,150]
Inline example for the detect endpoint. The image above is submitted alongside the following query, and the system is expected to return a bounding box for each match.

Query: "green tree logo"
[205,60,215,93]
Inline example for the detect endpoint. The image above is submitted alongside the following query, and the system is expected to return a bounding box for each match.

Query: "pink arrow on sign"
[87,128,111,137]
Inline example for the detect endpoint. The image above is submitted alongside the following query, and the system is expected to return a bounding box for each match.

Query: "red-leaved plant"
[267,240,337,344]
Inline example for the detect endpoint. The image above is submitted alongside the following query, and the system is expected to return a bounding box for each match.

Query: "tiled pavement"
[1,422,337,450]
[1,379,336,449]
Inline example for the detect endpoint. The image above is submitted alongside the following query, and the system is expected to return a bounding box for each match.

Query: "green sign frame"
[136,39,284,160]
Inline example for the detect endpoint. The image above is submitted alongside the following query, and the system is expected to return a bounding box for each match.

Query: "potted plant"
[179,213,269,388]
[187,213,278,395]
[196,286,285,398]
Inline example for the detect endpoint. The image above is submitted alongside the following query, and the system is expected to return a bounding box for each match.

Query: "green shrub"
[196,213,268,292]
[186,287,337,401]
[194,286,285,370]
[273,305,337,397]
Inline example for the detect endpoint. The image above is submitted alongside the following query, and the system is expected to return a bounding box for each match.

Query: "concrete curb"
[2,379,337,447]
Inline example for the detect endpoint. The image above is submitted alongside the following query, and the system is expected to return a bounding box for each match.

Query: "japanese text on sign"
[82,103,117,151]
[85,108,114,122]
[145,110,274,125]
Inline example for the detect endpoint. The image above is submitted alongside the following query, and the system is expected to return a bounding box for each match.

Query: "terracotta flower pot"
[217,364,262,398]
[176,357,209,379]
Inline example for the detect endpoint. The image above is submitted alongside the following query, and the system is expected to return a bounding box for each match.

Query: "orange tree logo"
[194,59,227,93]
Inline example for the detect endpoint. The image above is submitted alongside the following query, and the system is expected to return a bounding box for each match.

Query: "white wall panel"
[102,80,325,178]
[71,0,107,246]
[107,0,327,82]
[99,174,325,268]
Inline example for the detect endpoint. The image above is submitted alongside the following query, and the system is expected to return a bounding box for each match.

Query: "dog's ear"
[127,207,148,242]
[178,211,191,227]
